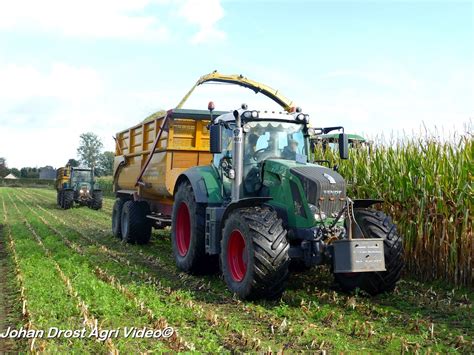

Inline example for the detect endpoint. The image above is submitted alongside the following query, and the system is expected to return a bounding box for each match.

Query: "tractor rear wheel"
[120,201,152,244]
[221,206,290,300]
[334,208,404,295]
[89,190,103,210]
[171,182,217,274]
[112,198,125,238]
[62,190,74,210]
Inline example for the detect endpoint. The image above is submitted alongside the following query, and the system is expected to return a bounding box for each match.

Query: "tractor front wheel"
[221,206,289,300]
[334,208,404,295]
[62,190,74,210]
[89,190,103,210]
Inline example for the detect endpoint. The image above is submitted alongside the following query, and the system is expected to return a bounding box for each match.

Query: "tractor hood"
[263,159,347,218]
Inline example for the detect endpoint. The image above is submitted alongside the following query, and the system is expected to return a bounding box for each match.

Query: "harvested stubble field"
[0,187,472,353]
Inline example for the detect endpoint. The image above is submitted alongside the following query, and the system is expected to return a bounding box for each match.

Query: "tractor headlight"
[308,203,327,222]
[80,189,85,194]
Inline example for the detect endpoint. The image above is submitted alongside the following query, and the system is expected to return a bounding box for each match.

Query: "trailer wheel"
[89,190,103,210]
[221,206,290,300]
[112,198,125,238]
[334,208,404,295]
[62,190,74,210]
[121,201,152,244]
[172,182,217,273]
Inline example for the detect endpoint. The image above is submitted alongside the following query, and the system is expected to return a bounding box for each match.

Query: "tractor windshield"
[244,121,307,163]
[72,170,92,183]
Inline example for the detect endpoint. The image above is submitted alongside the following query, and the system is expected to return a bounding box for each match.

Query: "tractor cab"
[70,168,95,201]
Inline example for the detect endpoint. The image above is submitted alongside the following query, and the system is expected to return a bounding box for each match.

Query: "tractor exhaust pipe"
[232,110,244,202]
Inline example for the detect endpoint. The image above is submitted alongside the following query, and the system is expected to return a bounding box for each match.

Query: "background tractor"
[55,166,102,210]
[112,72,403,299]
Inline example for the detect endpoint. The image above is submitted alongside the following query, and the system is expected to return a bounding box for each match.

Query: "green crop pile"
[313,130,473,287]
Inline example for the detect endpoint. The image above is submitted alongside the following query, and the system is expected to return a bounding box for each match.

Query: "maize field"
[0,187,472,353]
[314,130,473,287]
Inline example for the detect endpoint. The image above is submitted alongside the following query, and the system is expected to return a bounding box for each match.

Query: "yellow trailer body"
[55,166,71,190]
[113,109,224,212]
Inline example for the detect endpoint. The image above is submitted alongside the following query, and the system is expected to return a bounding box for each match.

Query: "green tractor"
[171,105,403,299]
[56,166,102,210]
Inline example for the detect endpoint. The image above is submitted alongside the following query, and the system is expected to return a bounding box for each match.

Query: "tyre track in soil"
[18,188,357,351]
[15,189,269,351]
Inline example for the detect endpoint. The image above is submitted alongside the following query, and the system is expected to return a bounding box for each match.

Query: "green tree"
[67,158,80,167]
[97,151,114,176]
[10,168,20,177]
[77,132,103,169]
[0,157,8,178]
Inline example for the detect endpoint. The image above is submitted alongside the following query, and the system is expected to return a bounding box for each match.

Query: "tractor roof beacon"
[112,71,403,300]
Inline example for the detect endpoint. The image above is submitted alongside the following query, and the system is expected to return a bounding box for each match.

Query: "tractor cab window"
[242,121,307,196]
[244,121,307,163]
[213,125,234,197]
[72,170,92,183]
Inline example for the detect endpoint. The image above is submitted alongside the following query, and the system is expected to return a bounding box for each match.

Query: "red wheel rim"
[227,230,247,282]
[176,202,191,256]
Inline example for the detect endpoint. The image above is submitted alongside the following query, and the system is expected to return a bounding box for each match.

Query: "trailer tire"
[112,198,125,238]
[334,208,403,295]
[62,190,74,210]
[89,190,103,210]
[172,182,217,274]
[221,207,290,300]
[121,200,151,244]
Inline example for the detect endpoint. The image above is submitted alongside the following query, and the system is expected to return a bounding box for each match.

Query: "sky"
[0,0,472,169]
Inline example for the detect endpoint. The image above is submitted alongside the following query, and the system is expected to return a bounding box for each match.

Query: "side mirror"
[210,124,222,154]
[338,133,349,159]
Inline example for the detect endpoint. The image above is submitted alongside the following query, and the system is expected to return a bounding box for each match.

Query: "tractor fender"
[219,197,272,231]
[174,166,221,204]
[352,199,384,208]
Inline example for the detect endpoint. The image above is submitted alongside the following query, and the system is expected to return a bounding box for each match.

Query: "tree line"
[0,132,114,178]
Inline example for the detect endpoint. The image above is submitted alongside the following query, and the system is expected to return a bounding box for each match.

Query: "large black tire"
[334,208,404,295]
[120,201,152,244]
[171,182,217,274]
[112,198,125,238]
[89,190,103,210]
[221,207,290,300]
[62,190,74,210]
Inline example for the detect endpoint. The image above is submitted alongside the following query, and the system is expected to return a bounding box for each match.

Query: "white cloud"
[0,0,169,40]
[177,0,226,44]
[0,0,227,42]
[0,63,103,101]
[0,62,122,168]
